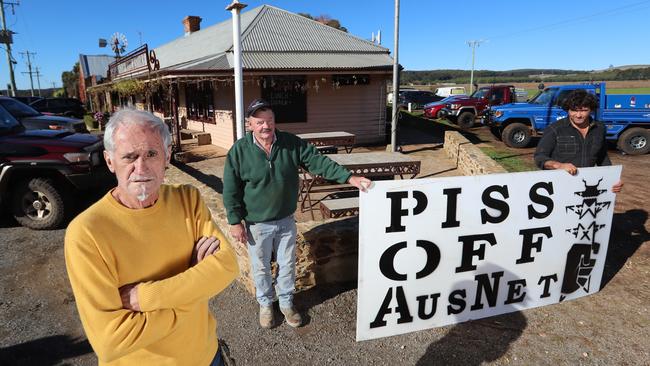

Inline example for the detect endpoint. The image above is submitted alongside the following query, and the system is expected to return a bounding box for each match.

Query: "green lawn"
[479,146,538,173]
[607,87,650,94]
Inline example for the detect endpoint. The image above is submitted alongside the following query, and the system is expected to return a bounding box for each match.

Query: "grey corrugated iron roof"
[79,54,115,78]
[153,7,261,70]
[153,4,392,72]
[240,6,389,53]
[166,52,393,71]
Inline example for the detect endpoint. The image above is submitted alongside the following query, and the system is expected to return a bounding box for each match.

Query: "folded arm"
[135,196,239,311]
[65,238,181,363]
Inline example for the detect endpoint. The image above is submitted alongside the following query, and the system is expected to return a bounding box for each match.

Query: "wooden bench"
[320,197,359,218]
[180,129,211,145]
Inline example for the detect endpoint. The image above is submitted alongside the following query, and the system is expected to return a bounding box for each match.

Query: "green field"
[607,87,650,94]
[523,87,650,98]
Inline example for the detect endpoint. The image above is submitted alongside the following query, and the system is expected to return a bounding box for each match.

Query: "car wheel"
[502,123,531,148]
[617,128,650,155]
[12,178,66,230]
[456,112,475,129]
[436,110,446,120]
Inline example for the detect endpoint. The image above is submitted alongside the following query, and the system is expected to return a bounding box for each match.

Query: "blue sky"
[2,0,649,91]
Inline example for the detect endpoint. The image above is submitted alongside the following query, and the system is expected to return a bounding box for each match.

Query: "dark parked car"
[29,97,86,119]
[0,97,88,133]
[397,90,443,110]
[0,105,112,229]
[12,96,44,105]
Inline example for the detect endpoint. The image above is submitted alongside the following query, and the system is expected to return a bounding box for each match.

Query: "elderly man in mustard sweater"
[65,109,239,366]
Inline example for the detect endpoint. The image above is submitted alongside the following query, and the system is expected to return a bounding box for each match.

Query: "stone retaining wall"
[443,130,507,175]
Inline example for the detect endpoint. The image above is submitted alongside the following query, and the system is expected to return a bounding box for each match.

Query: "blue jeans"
[246,215,297,308]
[209,347,224,366]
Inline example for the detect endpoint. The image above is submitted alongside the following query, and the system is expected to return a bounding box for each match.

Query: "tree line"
[401,67,650,85]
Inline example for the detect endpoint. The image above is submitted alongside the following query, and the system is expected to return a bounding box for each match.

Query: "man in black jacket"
[534,89,623,192]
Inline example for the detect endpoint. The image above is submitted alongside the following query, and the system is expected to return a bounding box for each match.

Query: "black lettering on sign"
[516,227,553,264]
[441,188,462,228]
[504,278,527,304]
[528,181,554,219]
[413,191,428,215]
[455,233,497,273]
[471,271,505,311]
[480,185,510,224]
[416,293,441,320]
[370,286,414,329]
[416,240,441,279]
[385,191,428,233]
[379,241,441,281]
[447,289,467,315]
[386,192,408,233]
[379,241,407,281]
[538,274,558,298]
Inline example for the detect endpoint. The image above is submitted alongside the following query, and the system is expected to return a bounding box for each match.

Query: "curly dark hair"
[562,89,598,111]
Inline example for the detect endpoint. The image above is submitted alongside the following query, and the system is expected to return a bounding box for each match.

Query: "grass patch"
[479,146,537,173]
[607,87,650,94]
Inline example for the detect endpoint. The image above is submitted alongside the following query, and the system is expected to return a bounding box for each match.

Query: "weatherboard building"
[91,4,394,150]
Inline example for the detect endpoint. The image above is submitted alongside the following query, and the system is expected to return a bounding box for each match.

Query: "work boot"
[259,305,273,329]
[280,306,302,328]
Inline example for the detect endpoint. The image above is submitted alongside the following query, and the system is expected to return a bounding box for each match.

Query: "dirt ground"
[0,123,648,365]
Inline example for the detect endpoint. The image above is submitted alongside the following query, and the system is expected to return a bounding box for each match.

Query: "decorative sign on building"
[108,44,160,80]
[356,166,621,341]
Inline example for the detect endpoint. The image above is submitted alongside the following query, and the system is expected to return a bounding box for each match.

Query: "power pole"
[466,40,486,94]
[390,0,400,152]
[0,0,19,96]
[20,50,36,96]
[35,66,42,96]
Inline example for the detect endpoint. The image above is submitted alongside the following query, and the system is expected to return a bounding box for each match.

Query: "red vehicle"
[423,85,527,129]
[0,107,113,229]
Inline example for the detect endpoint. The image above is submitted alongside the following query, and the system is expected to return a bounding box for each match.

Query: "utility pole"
[35,66,42,96]
[466,40,486,94]
[226,0,247,140]
[390,0,400,152]
[0,0,19,96]
[20,50,36,96]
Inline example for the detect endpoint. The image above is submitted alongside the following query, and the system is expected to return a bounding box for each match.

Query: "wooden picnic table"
[299,151,421,219]
[297,131,355,153]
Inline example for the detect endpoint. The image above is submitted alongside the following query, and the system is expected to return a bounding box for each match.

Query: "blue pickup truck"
[485,82,650,155]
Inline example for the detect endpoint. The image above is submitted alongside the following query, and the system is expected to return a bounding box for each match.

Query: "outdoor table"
[297,131,356,153]
[299,151,421,219]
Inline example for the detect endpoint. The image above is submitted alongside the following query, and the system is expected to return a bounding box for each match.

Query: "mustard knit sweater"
[65,184,239,366]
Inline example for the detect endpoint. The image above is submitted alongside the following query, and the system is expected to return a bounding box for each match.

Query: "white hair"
[103,109,172,158]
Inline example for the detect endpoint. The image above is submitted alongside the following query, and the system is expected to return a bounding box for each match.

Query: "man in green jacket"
[223,99,370,329]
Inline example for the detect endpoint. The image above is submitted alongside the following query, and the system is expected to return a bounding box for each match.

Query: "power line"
[466,40,487,93]
[19,50,36,96]
[35,66,42,97]
[485,0,650,42]
[0,0,19,96]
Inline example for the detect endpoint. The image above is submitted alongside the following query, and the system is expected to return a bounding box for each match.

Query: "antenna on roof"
[377,29,381,45]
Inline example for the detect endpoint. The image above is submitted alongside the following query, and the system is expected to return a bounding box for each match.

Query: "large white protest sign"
[356,166,621,341]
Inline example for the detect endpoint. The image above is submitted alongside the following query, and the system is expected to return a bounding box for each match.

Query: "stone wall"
[443,131,507,175]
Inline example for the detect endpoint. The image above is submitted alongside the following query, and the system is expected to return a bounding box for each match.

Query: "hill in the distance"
[402,65,650,85]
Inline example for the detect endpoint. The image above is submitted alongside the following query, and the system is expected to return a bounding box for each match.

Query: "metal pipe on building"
[226,0,247,140]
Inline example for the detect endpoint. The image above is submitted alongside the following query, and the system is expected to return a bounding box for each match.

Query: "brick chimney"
[182,16,202,36]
